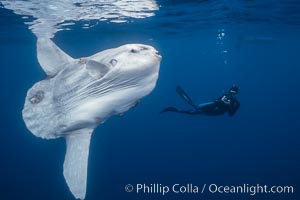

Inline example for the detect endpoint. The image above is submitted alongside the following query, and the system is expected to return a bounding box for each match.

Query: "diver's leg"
[160,107,202,115]
[177,110,203,115]
[197,102,225,116]
[160,106,179,113]
[176,86,197,109]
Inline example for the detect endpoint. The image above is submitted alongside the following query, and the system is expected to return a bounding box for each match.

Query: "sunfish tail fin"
[176,86,197,109]
[63,129,93,200]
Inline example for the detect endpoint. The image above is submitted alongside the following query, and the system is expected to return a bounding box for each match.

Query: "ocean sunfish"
[22,38,162,199]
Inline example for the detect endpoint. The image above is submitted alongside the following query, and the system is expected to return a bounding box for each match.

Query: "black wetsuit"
[161,86,240,116]
[196,92,239,116]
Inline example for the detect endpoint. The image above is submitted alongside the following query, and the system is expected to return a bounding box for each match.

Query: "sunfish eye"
[29,90,45,104]
[140,46,149,50]
[110,59,117,66]
[130,49,139,53]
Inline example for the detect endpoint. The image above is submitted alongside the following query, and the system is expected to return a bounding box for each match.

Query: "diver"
[160,85,240,116]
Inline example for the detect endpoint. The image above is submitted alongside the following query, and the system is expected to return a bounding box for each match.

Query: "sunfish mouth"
[155,51,162,59]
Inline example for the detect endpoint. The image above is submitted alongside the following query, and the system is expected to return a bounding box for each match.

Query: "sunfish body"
[22,38,161,199]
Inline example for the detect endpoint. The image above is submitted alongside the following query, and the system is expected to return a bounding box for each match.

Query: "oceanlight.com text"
[125,183,294,196]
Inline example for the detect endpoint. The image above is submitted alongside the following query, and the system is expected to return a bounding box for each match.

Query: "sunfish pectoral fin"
[86,60,110,79]
[63,129,93,200]
[37,38,74,76]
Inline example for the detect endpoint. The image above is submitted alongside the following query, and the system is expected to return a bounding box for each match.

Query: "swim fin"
[176,86,197,109]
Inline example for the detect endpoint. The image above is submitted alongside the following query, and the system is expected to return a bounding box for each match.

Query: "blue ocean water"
[0,0,300,200]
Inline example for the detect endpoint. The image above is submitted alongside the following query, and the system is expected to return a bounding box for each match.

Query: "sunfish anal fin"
[37,38,74,76]
[63,129,93,200]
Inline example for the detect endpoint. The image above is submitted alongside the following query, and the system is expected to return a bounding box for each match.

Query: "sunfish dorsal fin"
[37,38,74,76]
[63,129,93,200]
